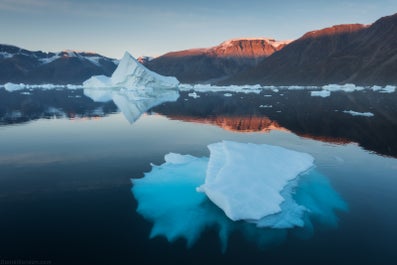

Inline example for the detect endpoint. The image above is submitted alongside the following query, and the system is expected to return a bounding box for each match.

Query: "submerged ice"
[131,141,347,250]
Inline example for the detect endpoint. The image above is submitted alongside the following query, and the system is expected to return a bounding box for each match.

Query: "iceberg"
[131,142,347,251]
[197,141,314,221]
[83,52,179,90]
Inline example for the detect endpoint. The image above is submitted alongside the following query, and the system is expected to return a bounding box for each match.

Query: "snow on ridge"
[0,52,13,59]
[218,37,292,49]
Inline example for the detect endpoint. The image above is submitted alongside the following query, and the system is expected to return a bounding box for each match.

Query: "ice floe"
[188,92,200,99]
[2,82,82,92]
[132,141,347,250]
[311,90,331,98]
[342,110,374,117]
[197,141,314,222]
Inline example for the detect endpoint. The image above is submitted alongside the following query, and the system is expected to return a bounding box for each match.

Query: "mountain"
[143,38,291,84]
[226,13,397,86]
[0,44,118,84]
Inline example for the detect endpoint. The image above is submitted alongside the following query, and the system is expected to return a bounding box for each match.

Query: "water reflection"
[2,87,396,157]
[153,90,397,157]
[131,153,347,252]
[84,88,179,123]
[0,88,117,125]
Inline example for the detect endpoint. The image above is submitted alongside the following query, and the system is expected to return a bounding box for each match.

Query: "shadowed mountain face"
[0,44,117,84]
[226,13,397,86]
[142,38,290,84]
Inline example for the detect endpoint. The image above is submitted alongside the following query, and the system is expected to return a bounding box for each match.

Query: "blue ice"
[131,150,347,251]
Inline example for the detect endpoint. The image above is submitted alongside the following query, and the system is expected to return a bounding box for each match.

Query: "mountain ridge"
[0,44,118,85]
[225,13,397,86]
[142,38,291,83]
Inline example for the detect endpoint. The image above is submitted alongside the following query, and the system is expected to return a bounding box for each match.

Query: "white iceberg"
[83,52,179,90]
[197,141,314,221]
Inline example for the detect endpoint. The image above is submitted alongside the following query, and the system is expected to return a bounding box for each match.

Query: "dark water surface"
[0,88,396,265]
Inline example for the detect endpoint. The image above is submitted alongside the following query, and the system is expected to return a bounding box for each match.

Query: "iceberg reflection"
[84,88,179,124]
[131,152,347,252]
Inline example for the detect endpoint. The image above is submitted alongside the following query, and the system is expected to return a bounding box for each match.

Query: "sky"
[1,0,396,59]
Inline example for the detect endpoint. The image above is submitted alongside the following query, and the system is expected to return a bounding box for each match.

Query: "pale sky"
[0,0,396,59]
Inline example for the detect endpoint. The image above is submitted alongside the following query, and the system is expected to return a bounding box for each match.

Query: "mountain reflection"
[153,90,397,157]
[0,88,117,125]
[1,88,396,157]
[84,88,179,124]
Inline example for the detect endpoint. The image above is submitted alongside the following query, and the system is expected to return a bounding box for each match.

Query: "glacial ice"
[197,141,314,221]
[131,142,347,250]
[83,52,179,90]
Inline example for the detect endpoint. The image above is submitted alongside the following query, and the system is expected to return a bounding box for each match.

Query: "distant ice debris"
[178,83,395,95]
[188,92,200,99]
[322,83,365,92]
[342,110,374,117]
[179,84,262,94]
[132,141,347,250]
[223,93,233,97]
[311,90,331,97]
[259,104,272,108]
[3,82,82,92]
[83,52,179,90]
[377,85,395,93]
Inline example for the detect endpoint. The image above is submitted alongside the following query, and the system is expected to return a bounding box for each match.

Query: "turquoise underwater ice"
[131,144,347,251]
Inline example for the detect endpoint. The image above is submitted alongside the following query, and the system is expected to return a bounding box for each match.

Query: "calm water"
[0,88,396,265]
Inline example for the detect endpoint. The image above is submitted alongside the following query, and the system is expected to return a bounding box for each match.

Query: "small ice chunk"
[83,75,112,88]
[224,93,233,97]
[188,92,200,98]
[342,110,374,117]
[311,90,331,97]
[4,82,25,92]
[197,141,314,221]
[380,85,395,93]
